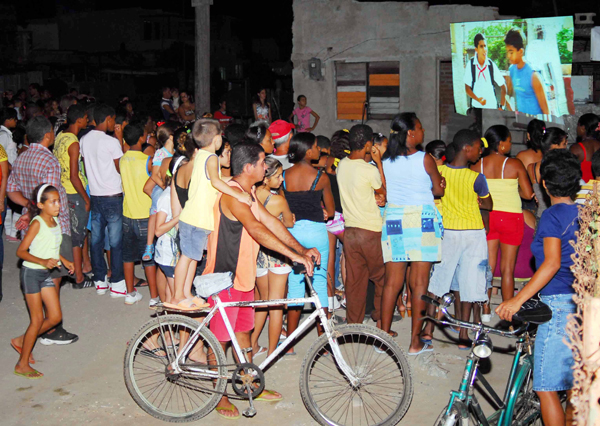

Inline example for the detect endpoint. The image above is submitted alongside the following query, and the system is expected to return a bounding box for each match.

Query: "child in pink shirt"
[289,95,320,133]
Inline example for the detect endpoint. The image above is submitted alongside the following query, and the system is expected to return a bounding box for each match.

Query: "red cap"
[269,120,295,139]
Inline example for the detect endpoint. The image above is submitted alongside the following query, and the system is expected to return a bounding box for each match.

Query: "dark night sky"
[7,0,598,61]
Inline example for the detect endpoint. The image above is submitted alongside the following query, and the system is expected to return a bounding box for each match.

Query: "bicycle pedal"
[242,407,256,417]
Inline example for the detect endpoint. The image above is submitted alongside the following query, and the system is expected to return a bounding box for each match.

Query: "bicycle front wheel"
[433,404,477,426]
[299,324,413,425]
[124,314,227,422]
[512,367,542,426]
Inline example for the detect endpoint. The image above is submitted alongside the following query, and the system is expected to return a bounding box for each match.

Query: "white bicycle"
[124,264,413,425]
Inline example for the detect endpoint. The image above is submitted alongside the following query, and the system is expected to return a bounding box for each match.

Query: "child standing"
[142,123,176,261]
[154,159,180,303]
[289,95,320,133]
[505,28,549,116]
[120,123,159,307]
[424,129,493,349]
[169,119,251,310]
[12,184,74,379]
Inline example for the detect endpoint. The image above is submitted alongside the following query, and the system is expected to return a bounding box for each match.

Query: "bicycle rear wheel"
[299,324,413,425]
[124,314,227,422]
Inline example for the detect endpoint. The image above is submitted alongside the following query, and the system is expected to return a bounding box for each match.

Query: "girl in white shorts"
[250,157,295,357]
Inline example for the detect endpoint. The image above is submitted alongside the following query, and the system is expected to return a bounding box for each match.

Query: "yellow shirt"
[179,149,219,230]
[120,150,151,219]
[439,164,490,230]
[54,132,87,195]
[23,216,62,269]
[337,158,383,232]
[0,144,8,164]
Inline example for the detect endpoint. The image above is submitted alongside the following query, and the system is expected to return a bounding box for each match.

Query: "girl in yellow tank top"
[470,125,534,320]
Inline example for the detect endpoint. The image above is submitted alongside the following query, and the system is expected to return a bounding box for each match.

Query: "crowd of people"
[2,81,594,424]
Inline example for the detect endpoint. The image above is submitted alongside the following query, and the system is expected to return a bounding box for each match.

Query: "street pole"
[191,0,213,118]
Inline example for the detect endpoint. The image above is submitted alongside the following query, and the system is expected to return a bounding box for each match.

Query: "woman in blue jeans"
[497,149,580,426]
[283,132,335,355]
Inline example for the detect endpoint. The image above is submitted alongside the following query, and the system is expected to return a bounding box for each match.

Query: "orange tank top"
[202,180,260,292]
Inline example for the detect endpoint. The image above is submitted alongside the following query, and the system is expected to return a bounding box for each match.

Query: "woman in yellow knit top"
[470,125,534,321]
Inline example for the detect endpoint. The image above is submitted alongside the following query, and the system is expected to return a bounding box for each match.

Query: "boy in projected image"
[504,28,549,116]
[463,33,508,110]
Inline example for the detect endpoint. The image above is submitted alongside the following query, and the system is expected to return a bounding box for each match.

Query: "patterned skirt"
[381,204,443,263]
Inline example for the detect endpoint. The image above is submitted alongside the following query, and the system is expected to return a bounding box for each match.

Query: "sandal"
[387,330,398,338]
[407,342,434,356]
[141,347,167,359]
[163,297,210,311]
[254,346,268,358]
[14,369,44,379]
[134,278,148,288]
[141,244,154,262]
[11,340,35,364]
[73,276,95,289]
[255,389,283,402]
[215,402,240,420]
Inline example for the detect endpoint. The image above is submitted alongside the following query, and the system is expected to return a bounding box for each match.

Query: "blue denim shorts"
[122,217,155,266]
[533,293,576,392]
[428,229,488,302]
[158,263,175,278]
[179,221,210,262]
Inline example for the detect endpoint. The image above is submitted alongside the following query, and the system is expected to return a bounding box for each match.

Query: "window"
[335,61,400,120]
[143,20,162,41]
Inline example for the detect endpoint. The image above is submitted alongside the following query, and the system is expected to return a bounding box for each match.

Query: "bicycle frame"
[443,334,534,426]
[164,282,361,387]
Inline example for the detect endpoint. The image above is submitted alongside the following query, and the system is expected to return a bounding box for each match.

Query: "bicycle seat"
[512,299,553,324]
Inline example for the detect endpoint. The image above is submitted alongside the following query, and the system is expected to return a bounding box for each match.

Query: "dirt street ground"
[0,241,517,426]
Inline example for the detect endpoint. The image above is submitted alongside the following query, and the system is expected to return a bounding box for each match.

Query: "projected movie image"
[450,16,574,117]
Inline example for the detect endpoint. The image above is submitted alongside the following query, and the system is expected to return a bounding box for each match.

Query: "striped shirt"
[439,164,489,230]
[7,143,71,235]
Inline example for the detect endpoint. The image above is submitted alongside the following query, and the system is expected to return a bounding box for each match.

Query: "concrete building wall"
[291,0,501,139]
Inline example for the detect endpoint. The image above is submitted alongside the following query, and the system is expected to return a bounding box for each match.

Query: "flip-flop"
[254,346,268,358]
[255,389,283,402]
[163,297,210,311]
[11,341,35,364]
[134,278,148,288]
[420,337,433,345]
[215,402,240,420]
[141,347,167,358]
[14,369,43,379]
[407,342,434,356]
[387,330,398,338]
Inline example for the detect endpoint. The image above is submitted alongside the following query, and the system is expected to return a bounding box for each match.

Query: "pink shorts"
[326,212,345,236]
[209,287,255,342]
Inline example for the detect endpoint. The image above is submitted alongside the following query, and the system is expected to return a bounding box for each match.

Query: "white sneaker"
[482,313,493,324]
[95,279,109,295]
[149,297,161,310]
[110,280,127,298]
[125,290,143,305]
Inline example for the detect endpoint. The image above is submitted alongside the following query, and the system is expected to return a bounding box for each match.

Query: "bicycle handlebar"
[421,295,528,338]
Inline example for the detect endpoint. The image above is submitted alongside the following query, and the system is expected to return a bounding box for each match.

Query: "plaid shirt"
[7,143,71,235]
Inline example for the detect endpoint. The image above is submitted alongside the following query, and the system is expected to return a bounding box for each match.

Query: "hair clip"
[157,121,165,127]
[334,158,340,167]
[186,128,191,133]
[166,170,172,177]
[481,137,489,148]
[389,129,398,134]
[344,149,351,154]
[342,129,349,133]
[441,155,446,162]
[256,127,262,141]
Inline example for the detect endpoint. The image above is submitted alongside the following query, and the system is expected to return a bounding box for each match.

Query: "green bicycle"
[422,293,552,426]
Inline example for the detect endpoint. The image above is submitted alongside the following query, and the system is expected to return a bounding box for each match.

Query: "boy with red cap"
[268,120,295,170]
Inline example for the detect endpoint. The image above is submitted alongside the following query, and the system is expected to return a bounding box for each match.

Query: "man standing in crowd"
[337,124,387,325]
[8,116,78,344]
[268,119,295,170]
[80,104,126,298]
[463,33,508,110]
[160,87,176,121]
[203,142,318,419]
